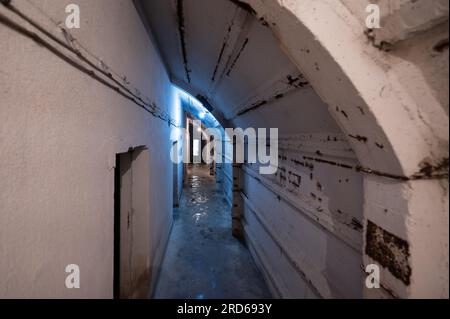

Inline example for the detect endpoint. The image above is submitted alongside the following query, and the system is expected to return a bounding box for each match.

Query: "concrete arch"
[244,0,448,298]
[246,0,448,176]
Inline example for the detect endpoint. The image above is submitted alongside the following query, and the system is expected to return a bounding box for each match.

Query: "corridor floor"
[153,165,272,299]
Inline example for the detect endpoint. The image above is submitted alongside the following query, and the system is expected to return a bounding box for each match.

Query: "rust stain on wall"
[365,220,411,285]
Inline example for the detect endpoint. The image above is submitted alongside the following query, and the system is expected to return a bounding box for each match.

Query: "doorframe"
[113,146,150,299]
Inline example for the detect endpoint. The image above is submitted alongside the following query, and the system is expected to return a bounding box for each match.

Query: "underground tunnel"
[0,0,448,301]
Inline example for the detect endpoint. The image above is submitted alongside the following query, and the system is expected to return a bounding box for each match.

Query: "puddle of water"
[192,211,208,223]
[194,195,208,203]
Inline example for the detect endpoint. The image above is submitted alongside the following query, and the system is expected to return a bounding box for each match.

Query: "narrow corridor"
[153,165,271,299]
[1,0,448,301]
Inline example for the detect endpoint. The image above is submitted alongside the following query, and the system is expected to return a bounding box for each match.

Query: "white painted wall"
[139,0,366,298]
[139,0,448,299]
[245,0,448,299]
[0,0,182,298]
[238,133,364,298]
[1,0,447,300]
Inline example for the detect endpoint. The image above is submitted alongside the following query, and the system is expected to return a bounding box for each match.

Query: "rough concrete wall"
[245,0,448,298]
[228,81,365,298]
[340,0,449,299]
[237,134,364,298]
[342,0,449,114]
[215,2,366,298]
[0,0,182,298]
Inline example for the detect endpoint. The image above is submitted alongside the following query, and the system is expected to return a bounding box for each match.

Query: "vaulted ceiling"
[135,0,341,135]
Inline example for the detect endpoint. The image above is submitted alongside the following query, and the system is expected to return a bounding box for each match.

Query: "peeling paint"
[341,110,349,119]
[234,74,309,118]
[212,22,234,82]
[226,37,249,76]
[414,158,449,179]
[365,221,411,285]
[348,134,368,144]
[433,38,449,53]
[176,0,191,83]
[229,0,256,15]
[375,142,385,149]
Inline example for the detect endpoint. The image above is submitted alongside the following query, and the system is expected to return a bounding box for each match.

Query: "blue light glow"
[173,85,220,127]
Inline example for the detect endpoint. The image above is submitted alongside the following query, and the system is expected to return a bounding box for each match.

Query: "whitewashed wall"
[0,0,182,298]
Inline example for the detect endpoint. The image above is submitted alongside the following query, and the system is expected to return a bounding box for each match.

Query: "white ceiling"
[136,0,341,135]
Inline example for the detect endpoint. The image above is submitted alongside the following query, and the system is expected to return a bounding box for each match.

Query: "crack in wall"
[225,37,249,77]
[176,0,191,83]
[208,10,254,100]
[300,155,448,181]
[232,74,309,118]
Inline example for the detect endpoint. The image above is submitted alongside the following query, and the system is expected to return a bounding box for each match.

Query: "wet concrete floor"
[153,164,271,299]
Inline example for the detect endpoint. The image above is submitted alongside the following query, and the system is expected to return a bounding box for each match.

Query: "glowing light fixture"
[174,86,220,127]
[193,139,200,156]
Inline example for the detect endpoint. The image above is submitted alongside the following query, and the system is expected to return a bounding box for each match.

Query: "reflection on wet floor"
[153,164,271,299]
